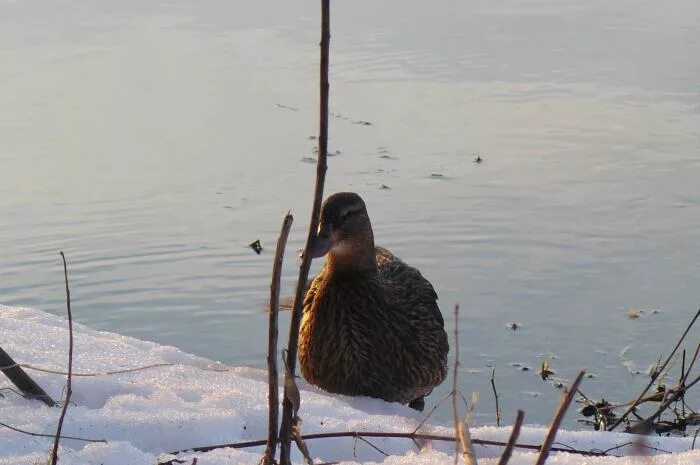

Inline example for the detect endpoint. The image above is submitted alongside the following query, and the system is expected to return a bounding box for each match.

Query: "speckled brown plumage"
[298,192,449,408]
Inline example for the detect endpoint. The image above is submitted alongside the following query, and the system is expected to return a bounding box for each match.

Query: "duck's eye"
[336,208,361,226]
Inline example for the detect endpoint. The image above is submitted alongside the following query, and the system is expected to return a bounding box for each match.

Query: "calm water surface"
[2,0,699,427]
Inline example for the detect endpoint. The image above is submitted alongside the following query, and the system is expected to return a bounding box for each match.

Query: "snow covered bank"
[1,305,698,464]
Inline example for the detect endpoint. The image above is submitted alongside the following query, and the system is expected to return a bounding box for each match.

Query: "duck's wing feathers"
[375,246,443,326]
[375,246,449,394]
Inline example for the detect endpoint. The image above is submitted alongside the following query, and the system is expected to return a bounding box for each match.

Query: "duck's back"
[299,246,449,405]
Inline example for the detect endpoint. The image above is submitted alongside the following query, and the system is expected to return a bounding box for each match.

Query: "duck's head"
[309,192,375,267]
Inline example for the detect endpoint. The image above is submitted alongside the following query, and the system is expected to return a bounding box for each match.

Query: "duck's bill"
[307,234,334,258]
[302,224,335,259]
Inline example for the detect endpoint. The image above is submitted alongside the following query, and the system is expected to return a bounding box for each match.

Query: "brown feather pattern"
[299,193,449,406]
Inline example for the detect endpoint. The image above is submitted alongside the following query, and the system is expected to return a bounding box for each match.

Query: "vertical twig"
[490,367,501,427]
[608,307,700,431]
[452,304,460,465]
[682,342,700,385]
[279,1,331,463]
[452,304,477,465]
[681,349,687,419]
[50,252,74,465]
[497,410,524,465]
[534,370,585,465]
[262,213,294,465]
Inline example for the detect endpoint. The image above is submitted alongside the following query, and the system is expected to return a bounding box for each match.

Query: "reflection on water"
[1,0,699,426]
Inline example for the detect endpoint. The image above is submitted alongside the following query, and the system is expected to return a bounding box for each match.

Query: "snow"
[1,304,698,465]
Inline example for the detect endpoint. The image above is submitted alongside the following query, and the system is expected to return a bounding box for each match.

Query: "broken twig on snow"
[0,347,55,407]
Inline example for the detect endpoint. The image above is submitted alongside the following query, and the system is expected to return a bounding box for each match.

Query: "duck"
[298,192,449,411]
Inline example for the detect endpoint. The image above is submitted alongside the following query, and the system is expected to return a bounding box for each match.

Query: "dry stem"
[452,304,460,465]
[628,373,700,434]
[262,212,294,465]
[50,252,74,465]
[279,1,331,464]
[497,410,524,465]
[490,367,501,427]
[608,307,700,431]
[534,371,585,465]
[15,362,228,377]
[682,342,700,386]
[452,304,477,465]
[0,421,105,443]
[160,430,607,464]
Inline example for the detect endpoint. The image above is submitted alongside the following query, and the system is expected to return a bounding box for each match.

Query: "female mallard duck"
[299,192,449,410]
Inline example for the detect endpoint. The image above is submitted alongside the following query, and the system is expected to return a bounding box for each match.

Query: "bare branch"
[490,367,501,427]
[279,1,331,464]
[411,391,452,434]
[451,304,477,465]
[628,373,700,434]
[0,421,105,443]
[535,371,586,465]
[17,362,228,377]
[682,342,700,386]
[497,410,524,465]
[50,251,75,465]
[452,304,461,465]
[356,436,389,457]
[262,212,294,465]
[601,441,672,455]
[161,430,607,464]
[609,307,700,431]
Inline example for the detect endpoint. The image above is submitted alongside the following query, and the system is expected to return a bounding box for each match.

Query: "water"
[2,0,699,428]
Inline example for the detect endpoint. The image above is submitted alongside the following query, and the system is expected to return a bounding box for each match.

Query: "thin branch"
[0,387,28,398]
[452,304,461,465]
[356,436,389,457]
[161,430,607,463]
[50,251,74,465]
[0,421,106,443]
[291,417,314,465]
[490,367,501,427]
[601,441,672,455]
[452,304,478,465]
[497,410,524,465]
[682,342,700,385]
[279,1,331,464]
[16,362,229,376]
[535,370,586,465]
[682,350,687,385]
[609,307,700,431]
[411,391,452,434]
[455,389,471,408]
[628,373,700,434]
[262,212,294,465]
